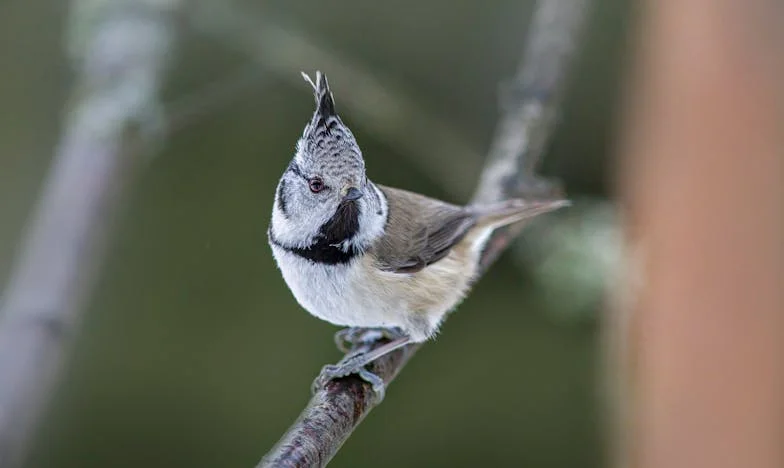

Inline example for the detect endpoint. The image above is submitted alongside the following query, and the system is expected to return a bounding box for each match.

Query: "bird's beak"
[341,186,364,202]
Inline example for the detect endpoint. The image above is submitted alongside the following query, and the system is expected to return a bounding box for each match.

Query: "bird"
[268,71,568,399]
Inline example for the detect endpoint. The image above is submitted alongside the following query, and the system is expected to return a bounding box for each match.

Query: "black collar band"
[269,229,359,265]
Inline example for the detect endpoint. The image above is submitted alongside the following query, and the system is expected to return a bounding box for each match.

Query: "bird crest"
[301,71,336,119]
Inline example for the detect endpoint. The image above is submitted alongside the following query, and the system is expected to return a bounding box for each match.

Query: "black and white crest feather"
[301,71,336,118]
[298,71,363,170]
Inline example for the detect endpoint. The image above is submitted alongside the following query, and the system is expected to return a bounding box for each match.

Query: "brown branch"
[0,1,180,466]
[259,1,590,466]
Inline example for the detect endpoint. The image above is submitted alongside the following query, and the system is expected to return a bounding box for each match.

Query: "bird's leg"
[312,335,411,402]
[333,326,407,353]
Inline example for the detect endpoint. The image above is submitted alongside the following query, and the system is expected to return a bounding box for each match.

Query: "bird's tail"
[472,198,569,229]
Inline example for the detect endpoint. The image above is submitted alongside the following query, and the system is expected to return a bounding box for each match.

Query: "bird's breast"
[270,245,403,328]
[269,224,491,341]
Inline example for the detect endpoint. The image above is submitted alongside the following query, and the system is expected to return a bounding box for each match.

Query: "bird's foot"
[312,352,386,402]
[314,334,412,403]
[334,326,406,353]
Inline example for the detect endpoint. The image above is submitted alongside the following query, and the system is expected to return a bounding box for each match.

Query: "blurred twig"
[259,1,589,466]
[164,63,270,137]
[188,1,482,200]
[0,1,179,466]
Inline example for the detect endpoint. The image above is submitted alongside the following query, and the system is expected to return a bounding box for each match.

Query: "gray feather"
[371,186,470,273]
[372,186,556,274]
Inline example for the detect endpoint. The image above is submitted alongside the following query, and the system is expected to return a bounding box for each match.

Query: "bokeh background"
[0,1,631,466]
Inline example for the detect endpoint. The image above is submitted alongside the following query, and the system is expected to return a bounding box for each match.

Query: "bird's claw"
[357,369,385,402]
[311,354,386,403]
[334,327,406,353]
[315,328,406,401]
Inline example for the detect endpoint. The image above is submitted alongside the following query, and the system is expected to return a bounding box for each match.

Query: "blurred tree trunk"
[0,1,178,466]
[615,1,784,467]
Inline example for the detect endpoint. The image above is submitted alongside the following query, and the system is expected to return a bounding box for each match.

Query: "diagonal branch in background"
[259,1,590,466]
[188,1,482,200]
[164,63,271,138]
[0,1,181,466]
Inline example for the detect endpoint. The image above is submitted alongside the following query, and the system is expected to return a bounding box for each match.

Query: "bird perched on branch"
[268,71,567,399]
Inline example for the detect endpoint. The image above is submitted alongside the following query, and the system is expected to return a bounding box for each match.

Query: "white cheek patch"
[271,198,331,248]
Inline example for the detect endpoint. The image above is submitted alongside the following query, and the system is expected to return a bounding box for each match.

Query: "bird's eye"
[308,177,325,193]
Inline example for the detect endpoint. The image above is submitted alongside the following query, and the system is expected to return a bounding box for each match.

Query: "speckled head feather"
[297,71,365,181]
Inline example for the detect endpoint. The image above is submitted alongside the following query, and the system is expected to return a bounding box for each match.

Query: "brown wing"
[372,185,477,273]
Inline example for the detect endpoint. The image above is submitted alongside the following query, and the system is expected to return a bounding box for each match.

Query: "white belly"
[271,245,407,329]
[269,222,493,341]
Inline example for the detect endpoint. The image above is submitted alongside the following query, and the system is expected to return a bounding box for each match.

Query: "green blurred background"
[0,0,630,466]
